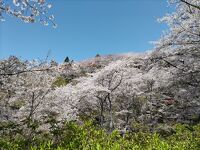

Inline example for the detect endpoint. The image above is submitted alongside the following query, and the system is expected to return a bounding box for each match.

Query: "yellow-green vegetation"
[137,95,148,104]
[52,77,71,88]
[9,100,25,110]
[0,91,6,100]
[0,121,200,150]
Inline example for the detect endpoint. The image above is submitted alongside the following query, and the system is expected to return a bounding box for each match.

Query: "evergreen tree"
[64,57,70,63]
[95,54,100,58]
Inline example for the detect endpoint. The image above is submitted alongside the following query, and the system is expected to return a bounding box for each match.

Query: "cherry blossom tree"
[0,56,56,137]
[150,0,200,124]
[0,0,57,27]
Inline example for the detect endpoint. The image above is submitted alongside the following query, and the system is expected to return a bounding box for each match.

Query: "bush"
[0,121,200,150]
[51,77,70,88]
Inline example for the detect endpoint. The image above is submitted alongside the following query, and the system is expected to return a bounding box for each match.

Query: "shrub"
[0,122,200,150]
[51,77,70,88]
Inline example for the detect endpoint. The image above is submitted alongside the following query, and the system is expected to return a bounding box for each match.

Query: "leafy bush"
[9,100,25,110]
[0,121,200,150]
[51,77,71,88]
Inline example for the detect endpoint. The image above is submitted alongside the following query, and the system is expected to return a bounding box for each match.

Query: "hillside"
[0,0,200,149]
[1,47,199,131]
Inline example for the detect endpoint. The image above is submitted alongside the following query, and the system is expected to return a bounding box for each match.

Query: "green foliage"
[52,77,70,88]
[9,100,25,110]
[64,57,70,63]
[95,54,101,58]
[0,122,200,150]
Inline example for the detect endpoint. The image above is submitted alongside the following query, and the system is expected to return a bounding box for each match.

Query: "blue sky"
[0,0,173,62]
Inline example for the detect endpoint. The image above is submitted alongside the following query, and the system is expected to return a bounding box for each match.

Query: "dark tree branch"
[0,68,50,76]
[180,0,200,10]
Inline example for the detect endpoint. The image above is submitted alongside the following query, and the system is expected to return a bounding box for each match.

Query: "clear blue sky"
[0,0,173,62]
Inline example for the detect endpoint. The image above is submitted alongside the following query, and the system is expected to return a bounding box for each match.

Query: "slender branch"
[0,6,5,11]
[24,0,56,26]
[180,0,200,10]
[0,68,50,76]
